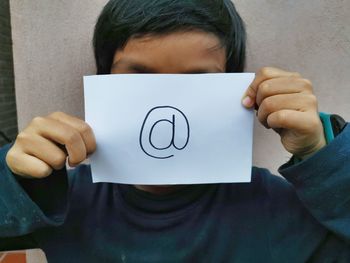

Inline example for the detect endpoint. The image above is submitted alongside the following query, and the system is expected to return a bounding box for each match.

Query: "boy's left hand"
[242,67,326,159]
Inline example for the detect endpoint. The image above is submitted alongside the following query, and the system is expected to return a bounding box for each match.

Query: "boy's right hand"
[5,112,96,179]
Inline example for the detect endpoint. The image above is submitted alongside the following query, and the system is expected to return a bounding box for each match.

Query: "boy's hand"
[6,112,96,179]
[242,67,326,159]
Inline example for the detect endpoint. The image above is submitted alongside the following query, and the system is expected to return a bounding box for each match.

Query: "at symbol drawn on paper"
[139,106,190,159]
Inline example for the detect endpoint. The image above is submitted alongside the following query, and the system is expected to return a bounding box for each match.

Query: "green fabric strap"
[319,112,335,144]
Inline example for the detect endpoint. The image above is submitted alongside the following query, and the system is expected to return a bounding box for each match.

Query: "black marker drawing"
[139,106,190,159]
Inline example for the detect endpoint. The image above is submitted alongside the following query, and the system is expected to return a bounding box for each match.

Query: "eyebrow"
[111,59,223,74]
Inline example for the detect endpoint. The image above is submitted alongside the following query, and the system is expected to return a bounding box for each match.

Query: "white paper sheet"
[84,73,255,184]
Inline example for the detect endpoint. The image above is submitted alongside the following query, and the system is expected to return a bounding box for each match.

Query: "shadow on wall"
[0,0,18,147]
[0,131,11,144]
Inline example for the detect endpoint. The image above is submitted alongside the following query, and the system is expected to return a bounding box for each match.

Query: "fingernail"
[242,96,253,107]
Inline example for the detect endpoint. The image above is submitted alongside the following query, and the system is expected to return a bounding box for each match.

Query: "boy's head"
[93,0,246,75]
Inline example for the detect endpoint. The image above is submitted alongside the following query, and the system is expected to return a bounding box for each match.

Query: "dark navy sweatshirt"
[0,125,349,262]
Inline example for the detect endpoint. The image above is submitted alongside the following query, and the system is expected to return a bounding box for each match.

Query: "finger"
[17,133,67,170]
[28,117,87,166]
[242,67,301,108]
[48,112,96,154]
[256,77,313,106]
[258,93,317,128]
[6,150,53,178]
[266,109,320,133]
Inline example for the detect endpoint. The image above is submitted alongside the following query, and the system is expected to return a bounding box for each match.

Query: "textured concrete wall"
[235,0,350,170]
[0,0,17,147]
[10,0,107,131]
[10,0,350,174]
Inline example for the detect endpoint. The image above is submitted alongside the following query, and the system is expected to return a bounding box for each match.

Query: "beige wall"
[10,0,350,175]
[10,0,107,128]
[238,0,350,171]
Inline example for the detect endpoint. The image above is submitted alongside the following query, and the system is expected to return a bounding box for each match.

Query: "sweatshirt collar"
[116,183,215,215]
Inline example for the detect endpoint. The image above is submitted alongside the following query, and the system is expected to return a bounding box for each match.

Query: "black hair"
[93,0,246,74]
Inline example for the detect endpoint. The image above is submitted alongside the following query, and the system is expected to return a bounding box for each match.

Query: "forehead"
[112,31,226,73]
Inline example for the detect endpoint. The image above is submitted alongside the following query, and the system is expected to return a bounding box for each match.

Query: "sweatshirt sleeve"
[0,143,69,240]
[278,124,350,243]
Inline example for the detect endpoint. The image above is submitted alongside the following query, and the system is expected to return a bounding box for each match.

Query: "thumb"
[241,67,301,108]
[241,85,256,108]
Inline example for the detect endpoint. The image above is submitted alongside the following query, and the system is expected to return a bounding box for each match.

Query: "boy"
[0,0,349,262]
